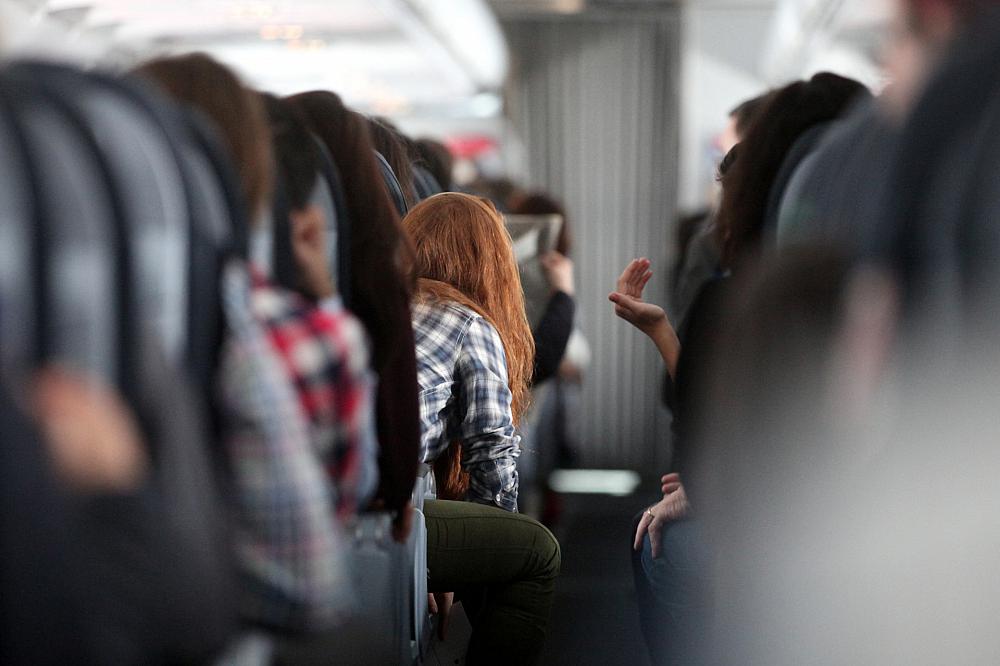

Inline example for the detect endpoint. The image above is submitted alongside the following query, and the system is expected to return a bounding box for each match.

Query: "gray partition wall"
[504,9,681,472]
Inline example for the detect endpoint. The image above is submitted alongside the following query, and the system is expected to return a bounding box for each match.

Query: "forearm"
[646,320,681,379]
[532,290,575,384]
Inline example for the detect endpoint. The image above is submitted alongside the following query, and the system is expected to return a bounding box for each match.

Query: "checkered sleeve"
[218,262,351,631]
[455,315,520,512]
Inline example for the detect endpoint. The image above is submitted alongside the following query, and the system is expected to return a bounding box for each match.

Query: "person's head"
[133,53,272,221]
[414,138,454,192]
[263,94,320,214]
[883,0,996,118]
[715,73,869,269]
[468,177,522,213]
[262,93,331,297]
[509,191,572,257]
[719,93,770,154]
[368,117,417,209]
[404,192,534,421]
[286,90,415,369]
[900,0,993,42]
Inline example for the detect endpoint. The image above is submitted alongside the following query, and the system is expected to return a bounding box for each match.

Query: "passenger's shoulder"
[413,299,482,333]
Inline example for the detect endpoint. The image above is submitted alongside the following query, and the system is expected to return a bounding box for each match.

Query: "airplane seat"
[412,163,443,200]
[312,135,353,303]
[271,513,412,666]
[7,62,240,414]
[268,156,298,293]
[410,465,436,662]
[375,150,409,217]
[762,121,832,240]
[108,72,242,403]
[0,65,238,661]
[0,72,120,386]
[7,62,192,374]
[0,86,39,385]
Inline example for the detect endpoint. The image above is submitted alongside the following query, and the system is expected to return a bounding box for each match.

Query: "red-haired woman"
[405,192,560,666]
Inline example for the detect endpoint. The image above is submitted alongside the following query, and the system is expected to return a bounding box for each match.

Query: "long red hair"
[404,193,535,498]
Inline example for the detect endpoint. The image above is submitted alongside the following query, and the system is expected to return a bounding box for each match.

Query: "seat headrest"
[375,150,408,217]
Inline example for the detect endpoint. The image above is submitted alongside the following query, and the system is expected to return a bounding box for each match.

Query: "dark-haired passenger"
[616,71,869,665]
[415,137,455,192]
[263,93,380,518]
[287,90,422,542]
[670,92,770,328]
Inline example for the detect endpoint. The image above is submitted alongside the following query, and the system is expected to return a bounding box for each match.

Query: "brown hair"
[286,91,416,370]
[414,138,454,192]
[509,191,572,257]
[404,193,535,498]
[134,53,272,220]
[716,73,869,269]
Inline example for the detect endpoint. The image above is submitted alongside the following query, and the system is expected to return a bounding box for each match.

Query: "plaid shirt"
[248,269,378,517]
[218,260,376,631]
[412,299,520,512]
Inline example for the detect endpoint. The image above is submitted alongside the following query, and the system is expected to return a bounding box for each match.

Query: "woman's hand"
[609,259,680,376]
[540,251,574,296]
[609,291,668,335]
[609,258,666,335]
[392,503,415,543]
[32,367,148,493]
[633,474,690,559]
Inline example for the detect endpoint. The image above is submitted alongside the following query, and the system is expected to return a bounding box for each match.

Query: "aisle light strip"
[548,470,642,497]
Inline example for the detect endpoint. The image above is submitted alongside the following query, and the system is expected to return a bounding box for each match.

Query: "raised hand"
[616,257,653,300]
[609,258,680,376]
[609,258,666,336]
[608,291,668,335]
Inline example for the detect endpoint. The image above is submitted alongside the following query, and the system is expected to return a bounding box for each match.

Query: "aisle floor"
[539,488,660,666]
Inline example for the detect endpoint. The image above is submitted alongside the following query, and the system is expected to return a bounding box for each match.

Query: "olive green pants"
[425,499,561,666]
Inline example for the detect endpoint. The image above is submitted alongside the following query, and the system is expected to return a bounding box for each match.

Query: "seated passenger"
[263,93,379,517]
[135,53,372,632]
[508,191,578,386]
[414,137,454,192]
[288,90,421,542]
[404,192,561,666]
[613,72,869,666]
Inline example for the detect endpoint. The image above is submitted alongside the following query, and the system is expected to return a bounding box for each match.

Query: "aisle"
[540,487,660,666]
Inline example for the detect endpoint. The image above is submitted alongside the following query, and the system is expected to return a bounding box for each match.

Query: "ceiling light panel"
[43,0,395,42]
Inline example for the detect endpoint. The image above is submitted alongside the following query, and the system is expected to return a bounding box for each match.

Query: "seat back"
[273,513,412,666]
[314,137,353,305]
[0,82,40,384]
[0,62,238,661]
[9,62,191,371]
[412,163,442,201]
[375,150,408,217]
[0,73,122,386]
